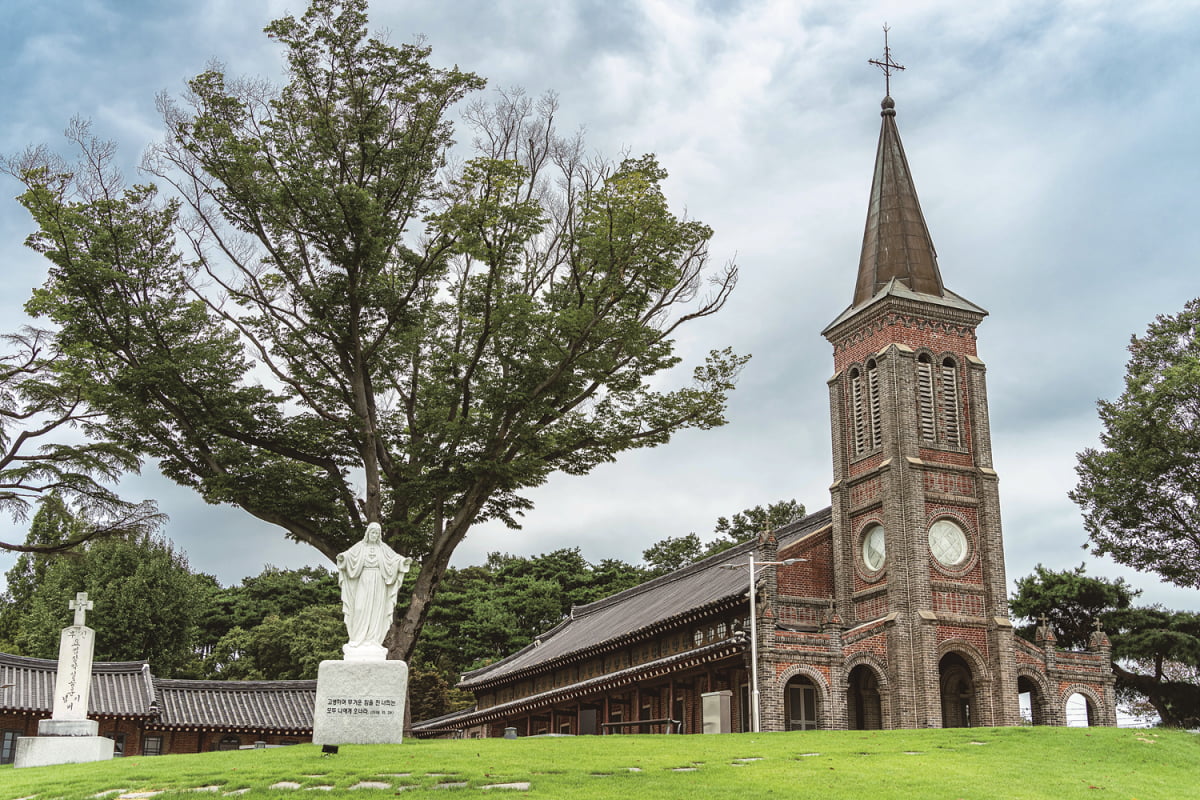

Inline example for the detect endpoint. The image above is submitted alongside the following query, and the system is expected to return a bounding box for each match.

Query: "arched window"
[916,354,936,443]
[940,357,961,448]
[785,675,820,731]
[849,367,867,454]
[866,360,883,449]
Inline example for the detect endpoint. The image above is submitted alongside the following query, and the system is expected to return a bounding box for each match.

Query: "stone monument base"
[14,719,114,768]
[312,659,408,746]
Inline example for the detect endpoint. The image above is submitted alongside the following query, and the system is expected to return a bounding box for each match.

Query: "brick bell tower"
[821,87,1019,728]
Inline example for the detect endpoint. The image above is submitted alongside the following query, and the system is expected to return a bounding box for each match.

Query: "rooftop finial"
[868,24,905,103]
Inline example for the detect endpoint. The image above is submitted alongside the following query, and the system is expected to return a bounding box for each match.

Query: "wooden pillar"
[668,680,676,733]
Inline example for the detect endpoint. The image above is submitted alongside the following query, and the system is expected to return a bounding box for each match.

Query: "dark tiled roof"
[0,652,316,733]
[153,679,316,734]
[459,507,832,689]
[417,637,747,734]
[0,652,153,718]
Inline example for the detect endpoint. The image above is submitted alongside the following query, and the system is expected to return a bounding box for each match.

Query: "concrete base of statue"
[14,719,114,768]
[312,659,409,746]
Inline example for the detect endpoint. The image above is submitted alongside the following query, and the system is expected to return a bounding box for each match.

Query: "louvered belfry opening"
[916,354,936,443]
[940,357,961,448]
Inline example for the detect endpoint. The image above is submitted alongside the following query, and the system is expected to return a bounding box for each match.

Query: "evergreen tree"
[10,525,209,677]
[1072,298,1200,588]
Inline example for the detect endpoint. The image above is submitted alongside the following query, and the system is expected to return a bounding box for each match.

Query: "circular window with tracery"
[861,523,886,572]
[928,518,970,567]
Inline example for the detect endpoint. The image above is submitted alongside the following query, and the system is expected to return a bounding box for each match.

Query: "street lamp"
[720,554,804,733]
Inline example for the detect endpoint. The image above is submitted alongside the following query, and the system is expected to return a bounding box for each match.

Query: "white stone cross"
[69,592,94,627]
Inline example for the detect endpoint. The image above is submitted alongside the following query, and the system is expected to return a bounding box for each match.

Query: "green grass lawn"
[3,727,1197,800]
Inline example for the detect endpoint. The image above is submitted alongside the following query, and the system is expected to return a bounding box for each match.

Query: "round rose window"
[861,524,886,572]
[928,519,969,567]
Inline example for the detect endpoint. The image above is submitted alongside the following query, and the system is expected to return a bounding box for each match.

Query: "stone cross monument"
[312,522,413,747]
[15,591,115,768]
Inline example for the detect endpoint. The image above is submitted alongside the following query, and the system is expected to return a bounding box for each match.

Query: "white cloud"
[1,0,1198,616]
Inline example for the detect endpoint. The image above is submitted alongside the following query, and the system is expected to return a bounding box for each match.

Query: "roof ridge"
[155,678,317,690]
[0,652,150,671]
[568,537,757,619]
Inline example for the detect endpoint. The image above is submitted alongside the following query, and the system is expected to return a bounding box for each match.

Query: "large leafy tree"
[0,328,159,553]
[11,0,742,661]
[1071,298,1200,589]
[1010,564,1200,727]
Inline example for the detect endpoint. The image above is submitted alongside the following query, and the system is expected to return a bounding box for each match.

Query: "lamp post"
[720,554,804,733]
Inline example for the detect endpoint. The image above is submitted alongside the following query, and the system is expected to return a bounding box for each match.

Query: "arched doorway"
[1065,692,1096,727]
[784,675,820,731]
[1017,675,1048,725]
[939,652,975,728]
[846,665,883,730]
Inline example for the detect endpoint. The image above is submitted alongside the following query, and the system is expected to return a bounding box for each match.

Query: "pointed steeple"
[852,95,944,307]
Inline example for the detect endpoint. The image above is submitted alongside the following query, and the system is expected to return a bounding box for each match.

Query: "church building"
[413,89,1118,738]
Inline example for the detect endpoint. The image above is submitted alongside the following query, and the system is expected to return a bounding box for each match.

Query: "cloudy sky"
[2,0,1198,612]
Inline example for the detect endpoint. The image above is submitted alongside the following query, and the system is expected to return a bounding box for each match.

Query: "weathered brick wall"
[778,533,834,598]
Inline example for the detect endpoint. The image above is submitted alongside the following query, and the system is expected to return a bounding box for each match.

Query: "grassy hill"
[3,727,1197,800]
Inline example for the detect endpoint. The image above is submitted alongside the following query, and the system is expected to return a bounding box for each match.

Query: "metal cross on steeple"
[69,592,94,627]
[868,24,905,97]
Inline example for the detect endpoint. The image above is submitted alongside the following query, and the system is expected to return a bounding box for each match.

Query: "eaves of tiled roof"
[0,652,154,719]
[416,635,748,733]
[151,678,317,735]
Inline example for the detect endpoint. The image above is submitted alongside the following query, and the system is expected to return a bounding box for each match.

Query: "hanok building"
[414,92,1118,738]
[0,652,315,762]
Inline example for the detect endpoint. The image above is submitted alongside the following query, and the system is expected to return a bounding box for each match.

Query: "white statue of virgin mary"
[335,522,412,660]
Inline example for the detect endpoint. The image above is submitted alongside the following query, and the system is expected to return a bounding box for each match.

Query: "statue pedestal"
[312,659,409,745]
[15,608,116,768]
[14,720,114,768]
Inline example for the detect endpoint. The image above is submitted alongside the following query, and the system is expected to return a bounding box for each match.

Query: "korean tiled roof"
[152,678,316,734]
[0,651,316,733]
[459,506,832,689]
[0,652,154,718]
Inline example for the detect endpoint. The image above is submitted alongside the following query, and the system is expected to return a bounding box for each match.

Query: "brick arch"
[843,652,891,730]
[937,640,992,728]
[843,651,890,685]
[775,663,832,696]
[1059,684,1104,727]
[774,664,832,731]
[936,639,992,684]
[1015,666,1058,726]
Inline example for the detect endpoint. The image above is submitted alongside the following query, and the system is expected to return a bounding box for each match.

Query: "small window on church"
[941,357,961,447]
[861,523,886,572]
[917,354,936,443]
[694,629,703,646]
